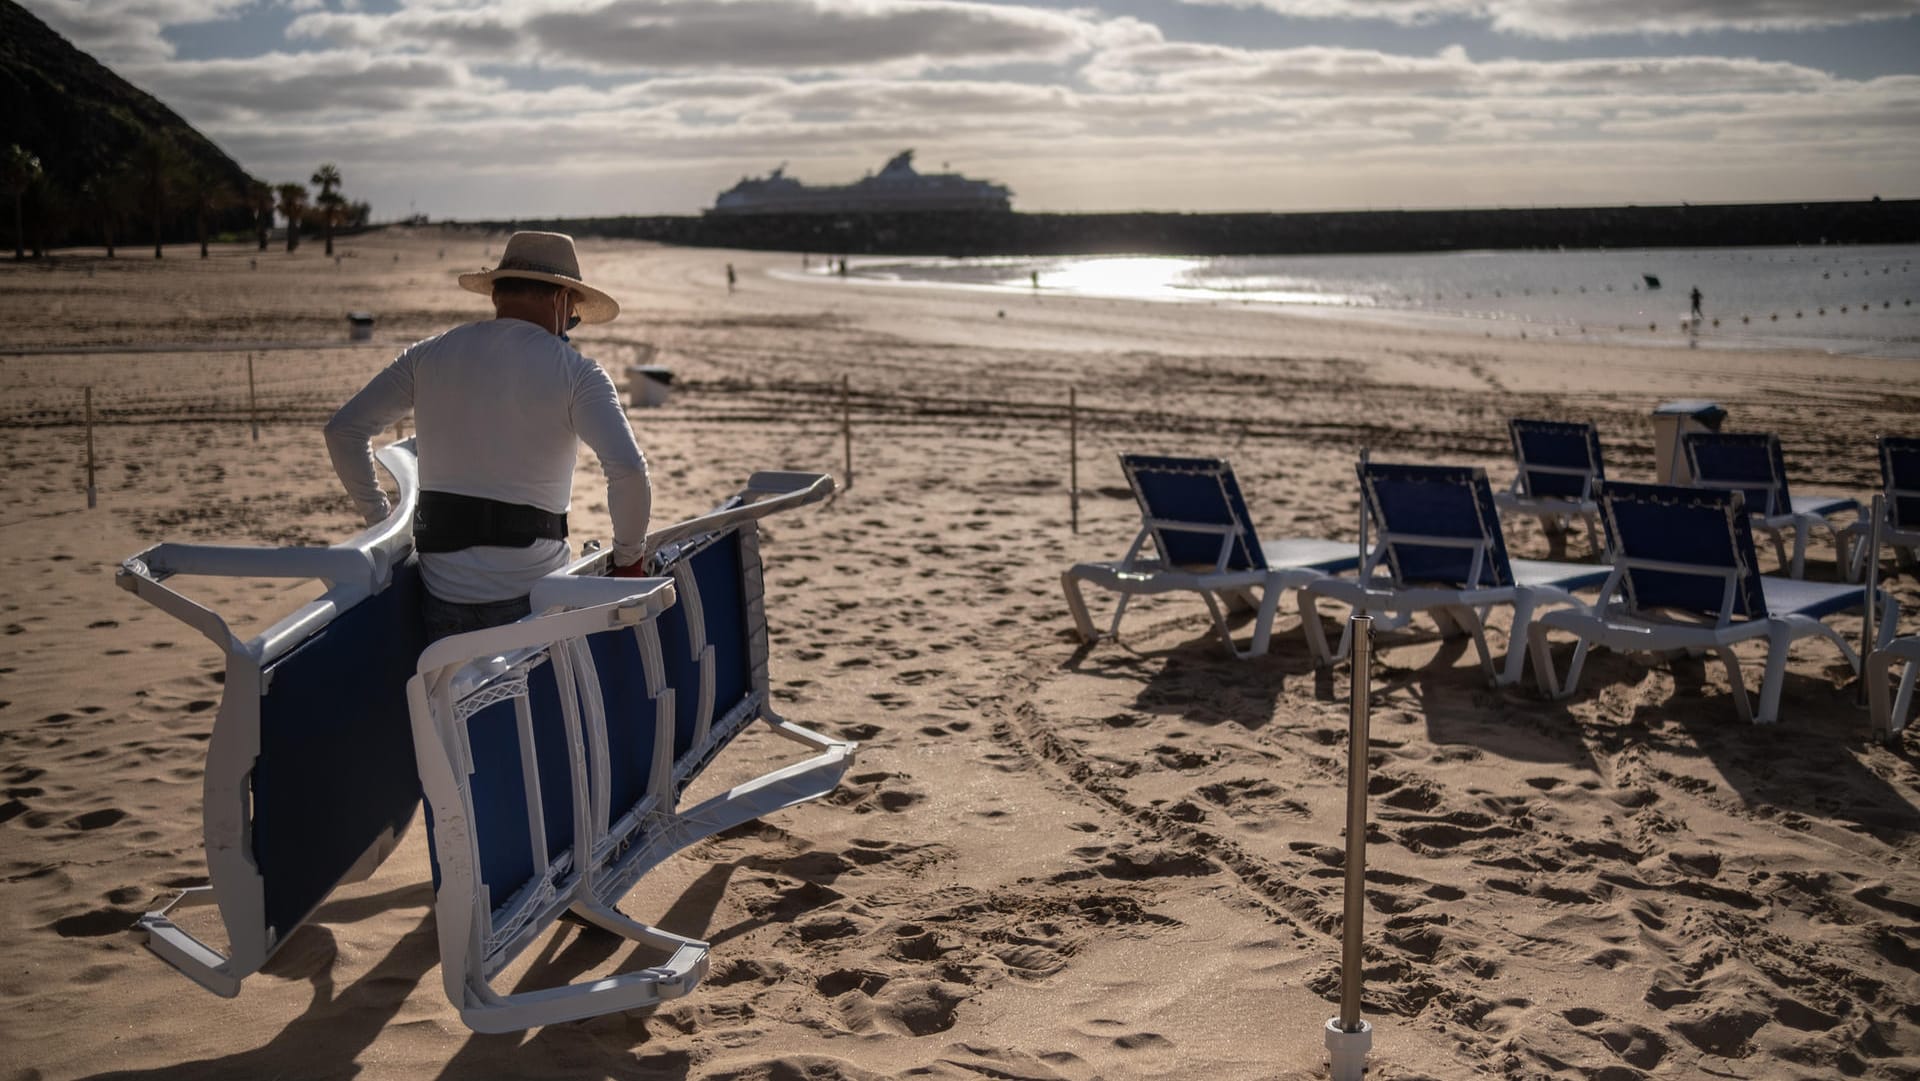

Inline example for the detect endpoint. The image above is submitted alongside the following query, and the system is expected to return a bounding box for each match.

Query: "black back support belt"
[414,490,568,554]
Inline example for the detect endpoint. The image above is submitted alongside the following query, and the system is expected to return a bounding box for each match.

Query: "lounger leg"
[1497,594,1537,687]
[1446,605,1497,684]
[1245,583,1283,660]
[1430,606,1466,639]
[1758,621,1796,724]
[1526,622,1562,699]
[1061,570,1100,643]
[1789,519,1811,580]
[1298,590,1335,666]
[1868,648,1912,743]
[1716,647,1755,723]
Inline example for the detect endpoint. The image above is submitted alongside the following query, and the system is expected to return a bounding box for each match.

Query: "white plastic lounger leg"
[1789,518,1813,580]
[1298,591,1336,666]
[1061,570,1101,643]
[1245,584,1284,660]
[1716,647,1755,724]
[1495,594,1536,687]
[1446,605,1498,684]
[1755,620,1802,724]
[1867,647,1917,743]
[137,887,241,998]
[1526,623,1564,699]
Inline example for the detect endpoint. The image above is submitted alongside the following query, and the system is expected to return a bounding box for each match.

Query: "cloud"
[1182,0,1920,37]
[125,51,485,122]
[19,0,254,62]
[286,0,1105,73]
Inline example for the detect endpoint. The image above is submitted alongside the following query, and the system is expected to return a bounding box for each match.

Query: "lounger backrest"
[1599,481,1768,621]
[1685,432,1790,518]
[1883,436,1920,533]
[1359,462,1513,588]
[430,643,591,968]
[1508,418,1604,501]
[252,557,425,945]
[657,523,764,790]
[1120,454,1265,571]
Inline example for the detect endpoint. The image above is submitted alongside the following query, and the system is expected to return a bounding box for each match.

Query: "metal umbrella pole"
[1858,494,1884,709]
[1325,613,1374,1080]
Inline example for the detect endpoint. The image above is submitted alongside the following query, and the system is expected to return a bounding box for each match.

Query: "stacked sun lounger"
[118,441,853,1031]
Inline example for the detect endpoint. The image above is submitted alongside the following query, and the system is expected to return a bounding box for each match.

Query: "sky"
[20,0,1920,220]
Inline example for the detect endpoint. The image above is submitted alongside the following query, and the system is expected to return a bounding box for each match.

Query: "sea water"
[838,244,1920,359]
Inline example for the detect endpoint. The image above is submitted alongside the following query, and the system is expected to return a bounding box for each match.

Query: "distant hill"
[0,0,257,250]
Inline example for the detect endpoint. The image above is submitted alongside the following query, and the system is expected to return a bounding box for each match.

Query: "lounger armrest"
[528,574,678,616]
[459,939,709,1034]
[418,578,678,675]
[121,543,377,590]
[746,471,835,503]
[643,472,836,555]
[136,888,241,998]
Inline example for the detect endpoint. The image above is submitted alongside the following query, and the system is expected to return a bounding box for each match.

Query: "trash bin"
[347,312,375,341]
[1649,400,1727,484]
[625,365,674,408]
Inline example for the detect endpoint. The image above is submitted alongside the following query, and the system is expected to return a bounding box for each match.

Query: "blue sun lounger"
[1299,460,1611,686]
[408,470,853,1032]
[119,441,852,1031]
[1061,454,1359,659]
[1528,482,1897,725]
[1491,418,1606,553]
[1849,436,1920,580]
[116,443,429,996]
[1683,431,1860,580]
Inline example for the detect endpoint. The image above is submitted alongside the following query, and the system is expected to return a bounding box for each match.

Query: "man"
[326,231,650,641]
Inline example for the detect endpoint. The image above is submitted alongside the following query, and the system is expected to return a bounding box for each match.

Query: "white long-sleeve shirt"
[325,318,650,604]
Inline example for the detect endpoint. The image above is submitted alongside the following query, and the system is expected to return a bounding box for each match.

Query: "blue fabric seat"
[1530,481,1897,725]
[1062,454,1359,659]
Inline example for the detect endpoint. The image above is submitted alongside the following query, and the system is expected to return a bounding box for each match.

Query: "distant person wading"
[325,231,652,642]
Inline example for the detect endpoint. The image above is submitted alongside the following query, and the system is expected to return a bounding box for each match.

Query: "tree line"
[0,137,369,261]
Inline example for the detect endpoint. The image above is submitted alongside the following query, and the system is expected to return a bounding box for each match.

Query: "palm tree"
[311,163,341,256]
[248,180,274,251]
[182,163,232,259]
[80,171,132,257]
[132,135,184,259]
[276,182,308,252]
[2,145,41,261]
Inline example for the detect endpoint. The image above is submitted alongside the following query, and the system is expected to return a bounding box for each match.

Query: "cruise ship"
[710,151,1012,215]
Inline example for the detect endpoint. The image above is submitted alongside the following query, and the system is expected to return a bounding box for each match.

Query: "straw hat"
[458,231,620,324]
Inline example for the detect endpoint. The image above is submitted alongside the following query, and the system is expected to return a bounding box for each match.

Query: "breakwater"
[472,198,1917,257]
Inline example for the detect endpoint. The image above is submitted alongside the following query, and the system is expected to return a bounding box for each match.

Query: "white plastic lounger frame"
[1683,431,1860,580]
[1528,482,1898,725]
[1491,418,1606,554]
[116,442,425,997]
[1867,637,1920,744]
[407,466,854,1032]
[1061,454,1359,659]
[1848,436,1920,581]
[407,578,710,1033]
[1300,459,1610,687]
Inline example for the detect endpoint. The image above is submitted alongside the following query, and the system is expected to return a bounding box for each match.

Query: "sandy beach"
[2,228,1917,1081]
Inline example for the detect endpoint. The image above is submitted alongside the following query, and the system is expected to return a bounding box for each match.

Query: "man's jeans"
[423,592,531,643]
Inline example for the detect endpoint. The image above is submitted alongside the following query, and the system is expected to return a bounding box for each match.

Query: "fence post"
[247,352,259,442]
[841,374,853,490]
[85,386,97,510]
[1325,613,1374,1080]
[1069,386,1079,534]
